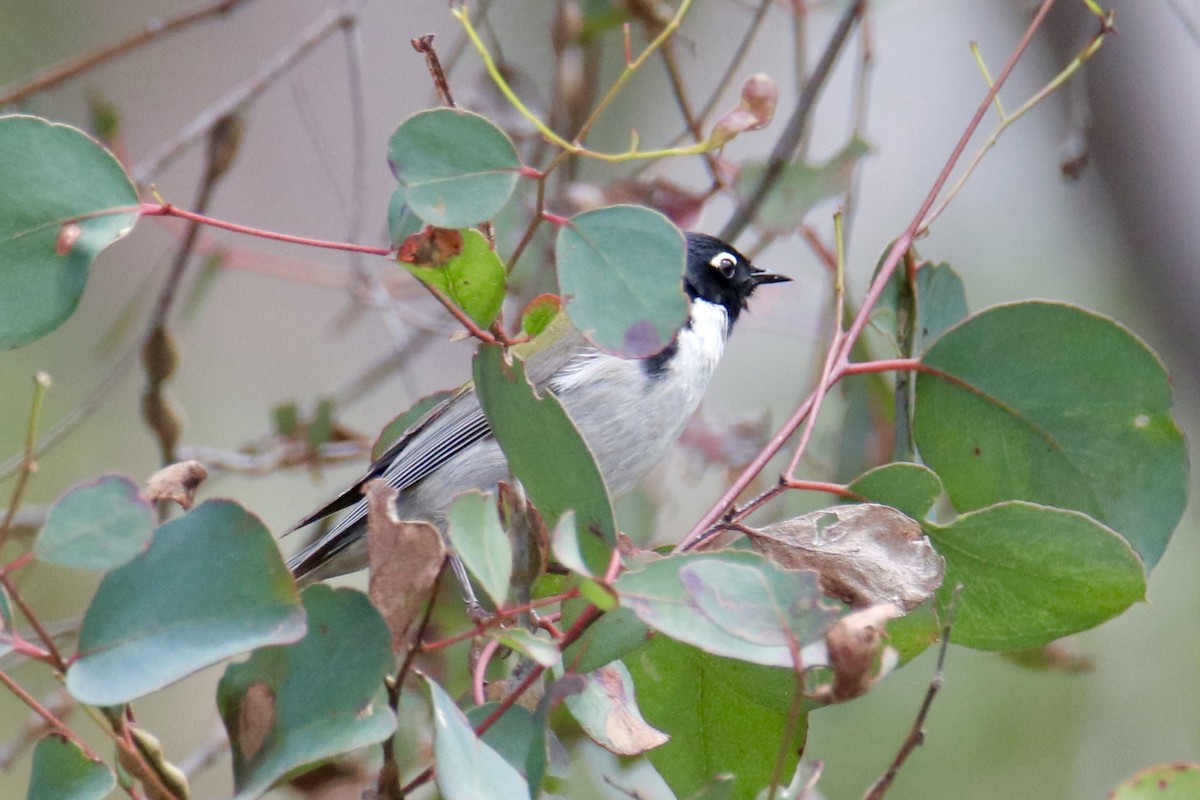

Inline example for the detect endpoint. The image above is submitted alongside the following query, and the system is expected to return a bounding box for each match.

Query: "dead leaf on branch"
[812,603,901,704]
[364,479,446,653]
[745,503,944,611]
[142,459,208,510]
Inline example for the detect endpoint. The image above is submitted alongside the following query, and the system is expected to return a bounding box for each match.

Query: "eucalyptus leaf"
[916,301,1187,570]
[555,205,688,358]
[0,115,139,349]
[67,500,305,705]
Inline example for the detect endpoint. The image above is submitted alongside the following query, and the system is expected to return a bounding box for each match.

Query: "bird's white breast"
[550,299,729,497]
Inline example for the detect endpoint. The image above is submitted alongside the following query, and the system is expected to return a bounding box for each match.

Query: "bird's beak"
[751,268,791,286]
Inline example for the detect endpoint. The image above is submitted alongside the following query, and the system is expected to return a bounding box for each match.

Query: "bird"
[286,231,789,583]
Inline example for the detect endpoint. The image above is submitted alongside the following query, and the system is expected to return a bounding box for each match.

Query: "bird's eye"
[710,252,738,278]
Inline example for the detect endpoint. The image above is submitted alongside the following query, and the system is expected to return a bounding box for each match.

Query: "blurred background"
[0,0,1196,797]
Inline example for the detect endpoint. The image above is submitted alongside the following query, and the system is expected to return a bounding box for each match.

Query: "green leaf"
[614,551,838,668]
[467,703,541,778]
[871,258,968,356]
[388,108,521,228]
[426,676,530,800]
[448,491,512,609]
[563,604,649,674]
[626,635,806,800]
[520,293,562,338]
[736,137,869,234]
[912,262,968,346]
[0,115,139,349]
[1110,764,1200,800]
[218,585,397,799]
[927,501,1146,651]
[884,600,941,665]
[847,462,943,521]
[372,389,458,461]
[27,736,115,800]
[66,500,305,705]
[916,301,1187,569]
[35,475,154,571]
[402,228,506,328]
[555,205,688,358]
[387,192,422,249]
[473,343,616,575]
[492,628,560,668]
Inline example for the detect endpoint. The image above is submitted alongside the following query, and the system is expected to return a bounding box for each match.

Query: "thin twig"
[0,0,253,106]
[680,0,1059,551]
[132,2,358,184]
[0,671,94,758]
[0,373,50,555]
[720,0,865,243]
[863,586,961,800]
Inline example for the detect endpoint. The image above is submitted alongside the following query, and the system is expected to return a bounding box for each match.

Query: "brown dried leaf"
[497,481,549,594]
[710,73,778,147]
[364,479,445,653]
[396,226,464,266]
[814,604,900,704]
[143,460,208,510]
[595,665,670,755]
[237,682,276,760]
[746,503,944,611]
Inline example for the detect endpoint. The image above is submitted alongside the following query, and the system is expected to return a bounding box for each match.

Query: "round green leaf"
[35,475,154,571]
[915,301,1187,570]
[27,736,115,800]
[66,500,305,705]
[426,676,529,800]
[1110,764,1200,800]
[0,115,138,349]
[555,205,688,358]
[218,585,397,800]
[614,550,838,668]
[847,462,943,521]
[448,491,512,609]
[401,228,506,328]
[388,108,521,228]
[927,501,1146,651]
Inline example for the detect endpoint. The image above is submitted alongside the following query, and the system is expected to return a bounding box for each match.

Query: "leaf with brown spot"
[237,682,276,760]
[746,503,944,611]
[563,662,669,756]
[364,479,445,653]
[396,225,464,265]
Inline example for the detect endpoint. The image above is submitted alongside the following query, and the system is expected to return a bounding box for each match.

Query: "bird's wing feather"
[287,385,488,532]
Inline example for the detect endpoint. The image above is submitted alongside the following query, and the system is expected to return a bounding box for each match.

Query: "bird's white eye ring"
[710,252,738,278]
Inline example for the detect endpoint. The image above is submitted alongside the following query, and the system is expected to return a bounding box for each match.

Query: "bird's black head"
[683,232,790,326]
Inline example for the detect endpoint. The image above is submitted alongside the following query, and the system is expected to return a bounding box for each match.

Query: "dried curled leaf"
[746,503,944,611]
[364,479,446,653]
[143,460,208,510]
[710,73,778,147]
[812,603,900,704]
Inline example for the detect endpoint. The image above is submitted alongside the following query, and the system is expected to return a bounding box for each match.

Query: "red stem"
[677,0,1058,549]
[139,202,392,256]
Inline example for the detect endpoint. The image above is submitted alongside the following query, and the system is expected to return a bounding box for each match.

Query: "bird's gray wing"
[287,385,490,533]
